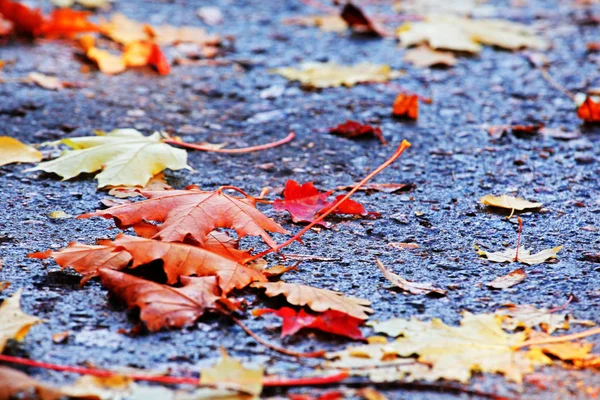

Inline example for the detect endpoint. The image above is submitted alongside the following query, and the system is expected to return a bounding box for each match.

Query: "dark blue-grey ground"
[1,0,600,398]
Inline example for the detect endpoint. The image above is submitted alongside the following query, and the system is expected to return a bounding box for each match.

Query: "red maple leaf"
[274,180,367,224]
[253,307,364,340]
[392,93,418,120]
[0,0,44,36]
[329,120,386,145]
[148,43,170,75]
[577,96,600,123]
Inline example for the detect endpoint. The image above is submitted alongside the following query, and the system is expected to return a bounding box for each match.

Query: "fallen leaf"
[486,268,526,289]
[48,210,71,219]
[487,123,544,140]
[336,183,415,193]
[329,313,547,383]
[80,35,126,74]
[0,136,42,166]
[252,281,373,320]
[0,16,12,36]
[271,62,401,88]
[477,245,562,265]
[329,120,387,145]
[147,42,171,75]
[284,15,348,33]
[388,242,419,250]
[100,268,238,331]
[577,96,600,123]
[376,259,446,296]
[52,330,70,344]
[51,0,111,7]
[0,289,42,352]
[0,0,44,36]
[403,45,457,68]
[398,15,548,53]
[29,242,133,284]
[28,72,63,90]
[38,9,99,38]
[80,185,288,248]
[27,129,190,188]
[253,307,364,340]
[327,194,367,216]
[108,172,171,198]
[99,13,149,44]
[151,24,221,47]
[122,40,170,74]
[392,94,418,119]
[0,366,63,400]
[480,194,542,213]
[340,3,382,36]
[200,349,264,396]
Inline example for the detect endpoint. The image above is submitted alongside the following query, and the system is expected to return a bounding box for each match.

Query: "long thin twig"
[539,68,576,101]
[164,132,295,154]
[245,140,412,262]
[0,354,348,387]
[515,326,600,350]
[514,216,523,261]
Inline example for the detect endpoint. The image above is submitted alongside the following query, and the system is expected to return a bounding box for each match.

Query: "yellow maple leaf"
[200,349,264,396]
[403,45,457,68]
[271,62,402,88]
[0,289,42,352]
[398,15,548,53]
[327,313,548,383]
[27,129,190,188]
[476,245,562,265]
[0,137,42,167]
[480,194,542,213]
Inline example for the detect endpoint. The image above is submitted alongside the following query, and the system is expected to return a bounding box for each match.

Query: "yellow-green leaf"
[0,137,42,167]
[27,129,190,188]
[271,62,402,88]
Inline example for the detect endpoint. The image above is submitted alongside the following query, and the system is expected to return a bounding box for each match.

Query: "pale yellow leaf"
[403,45,457,68]
[485,267,526,289]
[200,349,264,396]
[27,129,190,188]
[376,259,447,296]
[100,13,149,45]
[271,62,402,88]
[480,194,542,211]
[0,136,42,166]
[28,72,63,90]
[398,15,548,53]
[107,172,171,198]
[496,304,593,334]
[87,47,127,75]
[476,245,562,265]
[0,289,42,352]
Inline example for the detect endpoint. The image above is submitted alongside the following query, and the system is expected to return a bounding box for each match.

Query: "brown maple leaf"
[79,186,289,248]
[252,281,373,320]
[99,268,236,331]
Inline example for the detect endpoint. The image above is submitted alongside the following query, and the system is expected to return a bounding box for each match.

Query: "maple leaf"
[577,96,600,123]
[253,307,364,340]
[27,129,190,188]
[486,267,527,289]
[480,194,542,214]
[123,40,171,75]
[329,120,387,145]
[0,0,44,36]
[28,242,132,284]
[37,9,99,38]
[496,304,585,334]
[403,45,457,68]
[0,136,42,166]
[80,35,127,75]
[476,245,562,265]
[0,16,12,36]
[200,348,264,396]
[99,268,240,331]
[80,186,289,248]
[27,72,64,90]
[376,259,446,296]
[392,94,418,119]
[274,180,367,225]
[340,3,382,36]
[99,13,149,44]
[328,313,544,383]
[0,289,42,352]
[0,366,63,400]
[398,15,548,53]
[252,281,373,320]
[271,62,401,88]
[285,15,348,33]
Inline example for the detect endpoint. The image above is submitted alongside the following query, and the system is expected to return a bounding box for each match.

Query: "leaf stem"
[515,326,600,350]
[539,68,576,102]
[164,132,295,154]
[515,216,523,261]
[0,354,347,387]
[245,140,412,262]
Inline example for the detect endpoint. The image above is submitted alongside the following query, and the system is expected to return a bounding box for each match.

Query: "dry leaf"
[476,245,562,265]
[496,304,576,334]
[48,210,71,219]
[392,93,418,119]
[200,349,264,396]
[398,15,548,53]
[51,0,111,8]
[0,136,42,166]
[271,62,401,88]
[28,72,63,90]
[340,3,383,36]
[480,194,542,213]
[100,13,148,44]
[388,242,419,250]
[27,129,190,188]
[52,330,70,344]
[486,268,526,289]
[0,366,63,400]
[107,172,171,198]
[329,313,547,383]
[252,281,373,320]
[285,15,348,33]
[85,46,127,75]
[376,259,446,296]
[0,289,42,352]
[403,45,457,68]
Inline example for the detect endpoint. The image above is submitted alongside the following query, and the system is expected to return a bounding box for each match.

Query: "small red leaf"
[392,93,418,120]
[273,180,332,224]
[148,43,171,75]
[329,120,386,145]
[577,97,600,123]
[253,307,364,340]
[0,0,44,36]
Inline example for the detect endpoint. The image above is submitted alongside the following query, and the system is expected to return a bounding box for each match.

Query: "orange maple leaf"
[0,0,44,36]
[37,9,99,38]
[79,186,289,248]
[577,97,600,123]
[99,268,237,331]
[392,93,418,120]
